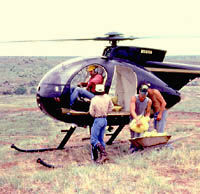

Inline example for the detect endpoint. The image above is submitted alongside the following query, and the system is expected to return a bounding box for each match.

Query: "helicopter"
[10,32,200,152]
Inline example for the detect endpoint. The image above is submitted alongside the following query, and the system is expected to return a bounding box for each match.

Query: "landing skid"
[11,144,58,152]
[11,124,126,153]
[11,125,77,153]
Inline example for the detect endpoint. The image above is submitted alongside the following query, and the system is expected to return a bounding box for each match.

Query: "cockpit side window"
[71,68,88,88]
[68,64,107,112]
[71,65,107,88]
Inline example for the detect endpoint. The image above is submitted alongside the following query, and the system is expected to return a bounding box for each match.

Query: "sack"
[129,115,150,133]
[142,130,168,137]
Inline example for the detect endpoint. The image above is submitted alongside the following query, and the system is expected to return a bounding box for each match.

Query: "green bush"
[2,90,12,95]
[14,86,27,95]
[30,87,36,94]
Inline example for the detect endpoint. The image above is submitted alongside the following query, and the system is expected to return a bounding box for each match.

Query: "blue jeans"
[70,87,95,106]
[130,130,141,139]
[90,118,107,148]
[129,127,142,150]
[153,110,167,133]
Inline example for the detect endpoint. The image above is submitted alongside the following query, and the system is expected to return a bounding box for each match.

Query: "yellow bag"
[142,130,167,137]
[129,115,150,133]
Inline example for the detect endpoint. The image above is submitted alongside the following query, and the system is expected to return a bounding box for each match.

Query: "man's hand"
[54,97,60,102]
[136,119,142,127]
[78,82,87,87]
[156,112,162,121]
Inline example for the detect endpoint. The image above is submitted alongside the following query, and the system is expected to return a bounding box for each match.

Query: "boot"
[96,143,109,163]
[91,145,98,161]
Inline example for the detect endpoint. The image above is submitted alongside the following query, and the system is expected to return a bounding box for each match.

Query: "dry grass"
[0,85,200,193]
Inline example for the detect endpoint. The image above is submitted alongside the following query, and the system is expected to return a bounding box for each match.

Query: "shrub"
[30,87,36,94]
[2,90,12,95]
[14,86,27,95]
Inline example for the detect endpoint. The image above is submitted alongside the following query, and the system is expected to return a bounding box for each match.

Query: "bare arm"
[144,98,152,117]
[155,90,166,120]
[130,96,141,124]
[130,96,144,126]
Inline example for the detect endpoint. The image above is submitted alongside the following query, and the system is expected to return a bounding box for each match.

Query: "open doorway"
[109,65,137,111]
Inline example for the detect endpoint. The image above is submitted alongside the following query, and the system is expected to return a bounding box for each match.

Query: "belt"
[95,116,106,118]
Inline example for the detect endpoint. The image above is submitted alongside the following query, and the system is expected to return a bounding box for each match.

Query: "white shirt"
[89,94,113,118]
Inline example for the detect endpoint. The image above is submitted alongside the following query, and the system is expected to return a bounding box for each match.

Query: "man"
[129,84,152,152]
[143,83,167,133]
[70,65,104,108]
[89,84,113,163]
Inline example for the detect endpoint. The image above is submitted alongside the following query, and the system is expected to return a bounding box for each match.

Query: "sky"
[0,0,200,56]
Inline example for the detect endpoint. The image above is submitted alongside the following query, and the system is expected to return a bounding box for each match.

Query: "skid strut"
[106,125,125,145]
[11,125,77,153]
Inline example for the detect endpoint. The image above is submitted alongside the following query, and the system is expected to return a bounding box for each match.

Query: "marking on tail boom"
[146,68,200,74]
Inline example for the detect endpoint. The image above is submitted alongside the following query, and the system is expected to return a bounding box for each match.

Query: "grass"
[0,55,200,193]
[0,56,73,95]
[0,92,200,193]
[172,86,200,112]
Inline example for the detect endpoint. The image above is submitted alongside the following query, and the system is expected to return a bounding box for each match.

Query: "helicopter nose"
[36,82,65,119]
[37,83,63,98]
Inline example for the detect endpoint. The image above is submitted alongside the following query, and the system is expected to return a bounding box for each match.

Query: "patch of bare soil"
[0,187,17,194]
[167,111,200,127]
[1,107,39,113]
[155,165,199,194]
[0,161,19,169]
[0,106,40,118]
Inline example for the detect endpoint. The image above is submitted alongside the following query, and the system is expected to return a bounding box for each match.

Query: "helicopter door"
[110,65,137,111]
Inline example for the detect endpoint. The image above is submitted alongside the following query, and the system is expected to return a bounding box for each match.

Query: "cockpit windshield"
[39,57,85,85]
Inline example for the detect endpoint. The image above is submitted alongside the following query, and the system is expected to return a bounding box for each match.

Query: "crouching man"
[89,84,113,163]
[129,84,152,152]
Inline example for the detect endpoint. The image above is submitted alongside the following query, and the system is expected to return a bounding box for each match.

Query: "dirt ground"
[3,106,200,161]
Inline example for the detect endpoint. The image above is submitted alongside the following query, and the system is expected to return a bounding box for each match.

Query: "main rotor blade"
[0,32,140,43]
[0,37,140,43]
[0,38,96,43]
[1,33,199,44]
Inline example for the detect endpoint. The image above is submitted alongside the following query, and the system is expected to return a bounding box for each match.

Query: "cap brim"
[140,91,148,96]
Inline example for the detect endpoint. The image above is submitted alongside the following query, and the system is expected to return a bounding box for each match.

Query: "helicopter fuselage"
[9,33,200,152]
[36,50,184,127]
